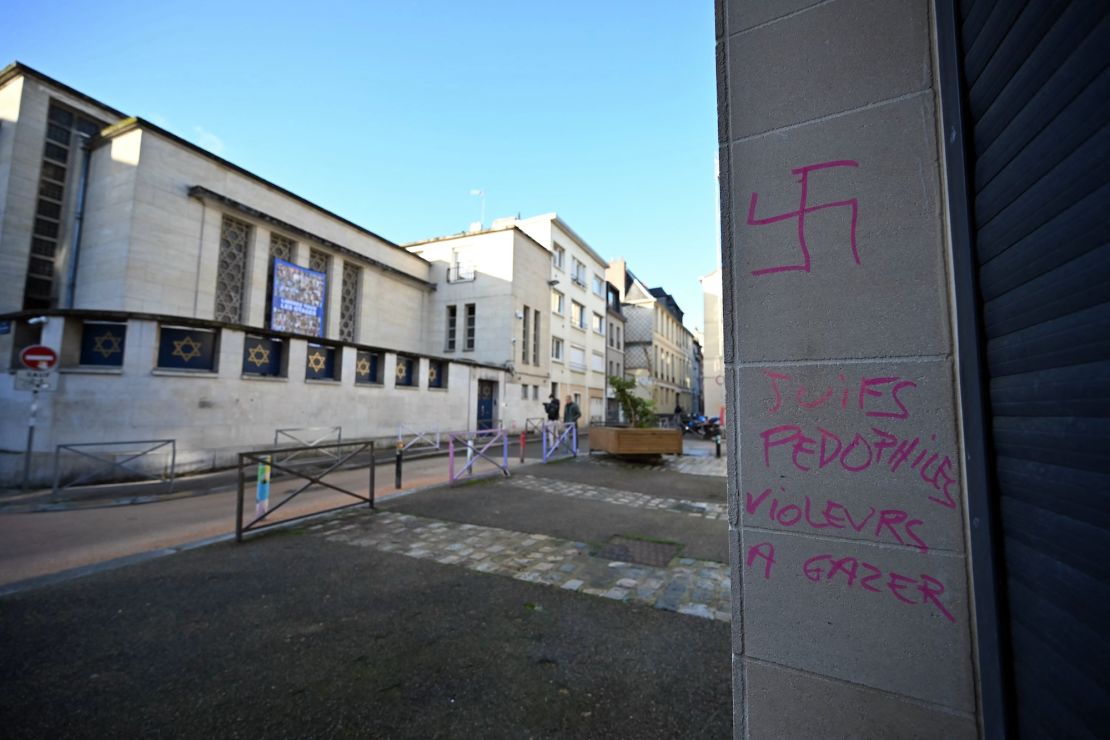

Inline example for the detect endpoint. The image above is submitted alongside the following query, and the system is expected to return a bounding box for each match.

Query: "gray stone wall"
[717,1,978,737]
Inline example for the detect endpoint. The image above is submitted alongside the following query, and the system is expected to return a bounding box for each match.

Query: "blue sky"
[4,0,719,330]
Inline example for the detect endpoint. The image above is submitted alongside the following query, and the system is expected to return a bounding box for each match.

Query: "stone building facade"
[0,63,512,484]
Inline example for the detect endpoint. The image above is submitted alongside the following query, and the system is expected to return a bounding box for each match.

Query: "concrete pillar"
[717,1,978,737]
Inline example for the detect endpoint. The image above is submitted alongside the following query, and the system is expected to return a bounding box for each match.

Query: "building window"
[445,305,457,351]
[305,344,338,381]
[609,360,614,376]
[592,313,605,335]
[616,326,621,349]
[532,310,540,366]
[592,351,605,372]
[242,336,284,377]
[265,233,295,328]
[522,306,530,364]
[428,360,447,389]
[464,303,476,351]
[569,345,586,372]
[551,337,564,361]
[551,290,564,315]
[552,245,565,270]
[571,301,586,330]
[571,258,586,287]
[355,350,383,385]
[214,216,251,323]
[551,382,559,398]
[521,384,529,400]
[592,274,605,296]
[395,355,417,387]
[158,326,217,372]
[339,262,359,342]
[309,248,330,328]
[532,385,539,400]
[23,103,104,309]
[79,321,126,367]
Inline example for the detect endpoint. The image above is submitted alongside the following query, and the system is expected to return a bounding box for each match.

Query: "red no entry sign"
[19,345,58,370]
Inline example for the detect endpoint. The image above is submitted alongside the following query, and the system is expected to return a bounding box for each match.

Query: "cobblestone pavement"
[587,453,728,477]
[315,511,732,622]
[506,474,728,520]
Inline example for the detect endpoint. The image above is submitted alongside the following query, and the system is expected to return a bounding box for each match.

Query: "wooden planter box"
[589,426,683,456]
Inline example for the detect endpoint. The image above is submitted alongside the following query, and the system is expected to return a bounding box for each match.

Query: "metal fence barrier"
[447,429,510,484]
[273,426,343,466]
[542,423,578,463]
[397,424,441,453]
[524,417,547,435]
[236,439,375,541]
[53,439,176,494]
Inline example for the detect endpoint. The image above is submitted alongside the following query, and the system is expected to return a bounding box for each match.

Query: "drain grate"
[596,536,681,567]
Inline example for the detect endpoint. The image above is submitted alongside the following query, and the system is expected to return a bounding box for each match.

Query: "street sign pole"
[22,385,39,489]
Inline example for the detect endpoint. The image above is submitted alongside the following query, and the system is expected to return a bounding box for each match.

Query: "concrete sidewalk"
[0,454,732,738]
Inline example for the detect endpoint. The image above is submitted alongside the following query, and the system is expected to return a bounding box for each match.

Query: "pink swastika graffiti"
[747,160,860,277]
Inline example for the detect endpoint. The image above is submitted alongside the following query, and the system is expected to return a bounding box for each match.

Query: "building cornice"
[0,61,127,120]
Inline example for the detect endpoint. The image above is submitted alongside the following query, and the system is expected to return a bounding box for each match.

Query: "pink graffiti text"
[763,370,917,419]
[759,424,958,510]
[802,553,956,623]
[745,486,929,553]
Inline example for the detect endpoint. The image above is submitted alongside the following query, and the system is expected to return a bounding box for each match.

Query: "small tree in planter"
[592,376,682,455]
[609,375,655,427]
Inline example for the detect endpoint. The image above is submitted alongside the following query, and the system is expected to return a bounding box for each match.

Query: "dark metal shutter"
[955,1,1110,737]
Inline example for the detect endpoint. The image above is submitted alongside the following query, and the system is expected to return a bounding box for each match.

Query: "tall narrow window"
[24,103,104,309]
[464,303,476,351]
[445,305,457,351]
[266,233,294,327]
[309,248,330,329]
[339,262,359,341]
[214,215,250,323]
[522,306,530,364]
[532,310,540,366]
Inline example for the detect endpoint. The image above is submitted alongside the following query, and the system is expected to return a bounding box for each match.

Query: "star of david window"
[79,321,126,367]
[214,216,251,323]
[305,343,337,381]
[428,360,447,389]
[157,326,217,371]
[395,355,417,387]
[242,336,284,378]
[355,350,382,385]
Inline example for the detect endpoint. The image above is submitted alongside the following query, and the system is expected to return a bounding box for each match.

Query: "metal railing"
[542,423,577,463]
[397,424,441,453]
[273,426,343,465]
[236,439,375,541]
[447,429,510,484]
[52,439,176,494]
[524,417,547,435]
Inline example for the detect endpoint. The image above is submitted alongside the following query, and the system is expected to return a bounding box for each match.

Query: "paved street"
[1,447,732,738]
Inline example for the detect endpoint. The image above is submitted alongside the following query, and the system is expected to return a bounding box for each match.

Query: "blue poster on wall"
[270,258,326,337]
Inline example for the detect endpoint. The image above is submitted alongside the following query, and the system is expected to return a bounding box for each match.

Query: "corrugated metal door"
[955,1,1110,736]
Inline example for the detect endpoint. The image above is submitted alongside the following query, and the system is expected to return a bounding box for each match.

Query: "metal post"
[21,387,39,489]
[715,434,721,458]
[369,441,376,508]
[394,440,403,489]
[572,424,578,457]
[235,454,246,542]
[519,430,526,463]
[448,439,455,481]
[466,435,474,477]
[542,424,549,462]
[503,431,509,472]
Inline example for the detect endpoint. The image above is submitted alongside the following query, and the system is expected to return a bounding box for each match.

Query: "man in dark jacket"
[564,396,581,429]
[544,394,560,421]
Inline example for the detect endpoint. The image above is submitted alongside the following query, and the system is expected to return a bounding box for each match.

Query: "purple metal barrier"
[447,428,510,484]
[541,422,577,463]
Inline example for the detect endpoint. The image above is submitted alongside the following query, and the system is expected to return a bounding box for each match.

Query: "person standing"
[544,393,561,422]
[564,395,581,430]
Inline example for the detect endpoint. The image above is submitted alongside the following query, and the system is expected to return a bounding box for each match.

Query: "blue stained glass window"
[305,344,337,380]
[242,336,284,377]
[79,322,126,367]
[157,327,217,371]
[355,350,382,385]
[428,360,447,389]
[395,355,417,387]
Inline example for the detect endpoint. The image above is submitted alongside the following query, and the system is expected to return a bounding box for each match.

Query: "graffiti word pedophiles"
[803,553,956,623]
[763,370,917,419]
[747,159,860,276]
[760,424,958,510]
[745,487,929,552]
